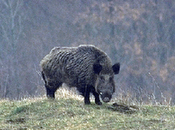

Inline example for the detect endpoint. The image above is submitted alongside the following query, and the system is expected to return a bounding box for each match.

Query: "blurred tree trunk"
[0,0,25,98]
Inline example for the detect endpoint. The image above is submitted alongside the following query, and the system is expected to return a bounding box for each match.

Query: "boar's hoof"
[96,101,102,105]
[85,100,91,105]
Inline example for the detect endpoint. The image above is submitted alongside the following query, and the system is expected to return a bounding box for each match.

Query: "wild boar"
[40,45,120,105]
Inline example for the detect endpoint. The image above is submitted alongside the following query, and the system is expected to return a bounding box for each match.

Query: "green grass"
[0,90,175,129]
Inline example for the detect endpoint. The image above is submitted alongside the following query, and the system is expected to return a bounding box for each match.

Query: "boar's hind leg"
[42,72,55,98]
[45,81,62,99]
[42,71,62,99]
[84,85,91,105]
[45,85,57,98]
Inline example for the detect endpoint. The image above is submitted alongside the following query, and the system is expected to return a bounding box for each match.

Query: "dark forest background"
[0,0,175,104]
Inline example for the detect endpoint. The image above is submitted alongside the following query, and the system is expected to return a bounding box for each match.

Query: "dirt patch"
[108,103,139,114]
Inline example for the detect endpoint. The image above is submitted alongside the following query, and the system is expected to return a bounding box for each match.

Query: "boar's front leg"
[91,87,102,105]
[93,91,102,105]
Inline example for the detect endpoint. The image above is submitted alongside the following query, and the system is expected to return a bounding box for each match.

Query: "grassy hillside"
[0,88,175,129]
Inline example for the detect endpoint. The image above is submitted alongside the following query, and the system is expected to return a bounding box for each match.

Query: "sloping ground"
[0,95,175,130]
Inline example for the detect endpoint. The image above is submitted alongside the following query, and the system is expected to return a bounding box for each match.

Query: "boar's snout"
[103,97,110,103]
[100,92,112,103]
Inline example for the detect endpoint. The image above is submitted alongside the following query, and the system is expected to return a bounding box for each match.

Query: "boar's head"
[93,63,120,103]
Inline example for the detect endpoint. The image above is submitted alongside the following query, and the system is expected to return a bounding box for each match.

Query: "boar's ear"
[112,63,120,74]
[93,63,102,74]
